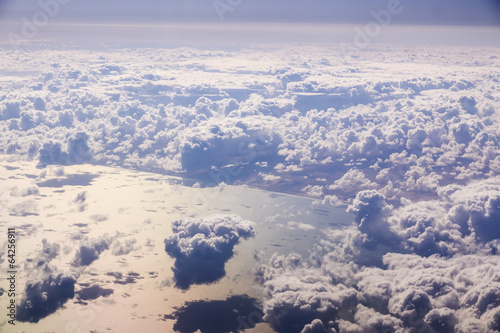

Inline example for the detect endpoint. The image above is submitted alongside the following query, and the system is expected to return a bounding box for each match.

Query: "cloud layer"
[0,46,498,207]
[1,45,499,331]
[258,177,500,332]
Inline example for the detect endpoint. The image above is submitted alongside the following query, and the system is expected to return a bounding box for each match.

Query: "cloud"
[31,239,60,268]
[89,214,108,223]
[258,176,500,332]
[164,214,255,289]
[111,237,140,255]
[328,169,377,194]
[9,199,38,216]
[71,236,112,266]
[0,46,497,205]
[74,191,88,211]
[287,221,316,231]
[1,42,500,330]
[257,253,358,333]
[347,190,401,249]
[38,132,92,167]
[37,173,98,188]
[17,268,78,323]
[106,271,143,285]
[10,186,39,197]
[259,250,500,333]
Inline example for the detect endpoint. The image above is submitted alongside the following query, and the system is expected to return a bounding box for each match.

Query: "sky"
[1,0,500,48]
[1,0,500,25]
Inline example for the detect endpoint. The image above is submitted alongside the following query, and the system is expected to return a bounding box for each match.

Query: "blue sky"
[0,1,499,48]
[1,0,499,25]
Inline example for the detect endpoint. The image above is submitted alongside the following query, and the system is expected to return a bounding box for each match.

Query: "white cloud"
[1,44,500,331]
[17,266,79,323]
[164,214,255,289]
[71,236,112,267]
[9,199,38,216]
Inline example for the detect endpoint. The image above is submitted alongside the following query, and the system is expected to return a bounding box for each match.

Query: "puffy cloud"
[111,238,140,255]
[257,253,357,333]
[38,132,91,167]
[353,305,404,333]
[258,176,500,333]
[0,46,497,201]
[300,319,334,333]
[424,308,459,333]
[74,191,88,212]
[328,169,377,194]
[9,199,38,216]
[301,185,324,198]
[164,214,255,289]
[259,250,500,333]
[2,43,500,331]
[31,239,60,268]
[347,190,401,248]
[17,268,78,323]
[75,285,113,303]
[10,186,39,197]
[71,236,112,266]
[106,271,143,285]
[89,214,108,223]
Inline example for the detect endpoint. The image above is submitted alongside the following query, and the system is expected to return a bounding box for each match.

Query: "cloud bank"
[0,46,498,206]
[258,177,500,332]
[1,44,499,331]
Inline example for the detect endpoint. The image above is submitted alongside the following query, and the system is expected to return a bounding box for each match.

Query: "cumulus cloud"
[38,132,91,167]
[71,236,112,266]
[258,177,500,332]
[164,214,255,289]
[75,285,113,303]
[111,237,140,255]
[0,46,496,201]
[1,44,500,330]
[31,239,60,268]
[328,169,377,194]
[259,250,500,333]
[74,191,88,212]
[17,268,78,323]
[347,190,401,250]
[10,186,39,197]
[9,199,38,216]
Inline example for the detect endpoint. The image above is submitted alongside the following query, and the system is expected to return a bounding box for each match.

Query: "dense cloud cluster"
[164,214,255,289]
[38,132,91,166]
[1,45,500,330]
[0,47,498,204]
[258,177,500,332]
